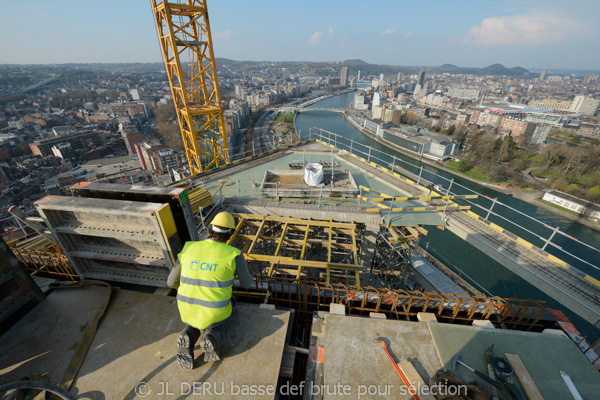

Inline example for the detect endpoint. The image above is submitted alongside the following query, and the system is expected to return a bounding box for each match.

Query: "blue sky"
[1,0,598,70]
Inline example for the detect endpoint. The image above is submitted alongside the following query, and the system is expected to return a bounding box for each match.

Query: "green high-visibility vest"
[176,239,241,329]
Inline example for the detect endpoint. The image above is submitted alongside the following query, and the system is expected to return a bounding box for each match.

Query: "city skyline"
[1,0,599,71]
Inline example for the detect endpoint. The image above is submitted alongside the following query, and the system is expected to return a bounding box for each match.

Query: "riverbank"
[342,113,600,233]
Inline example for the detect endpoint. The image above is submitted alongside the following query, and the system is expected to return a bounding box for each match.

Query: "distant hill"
[510,66,530,75]
[481,63,531,76]
[209,58,531,77]
[433,63,531,76]
[481,63,510,74]
[215,57,236,65]
[343,59,369,65]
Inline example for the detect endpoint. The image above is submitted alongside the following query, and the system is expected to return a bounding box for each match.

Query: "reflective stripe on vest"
[180,276,234,288]
[177,293,231,308]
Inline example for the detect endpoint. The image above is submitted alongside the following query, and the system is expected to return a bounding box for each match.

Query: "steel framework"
[151,0,229,175]
[369,225,425,289]
[227,214,364,285]
[234,277,558,332]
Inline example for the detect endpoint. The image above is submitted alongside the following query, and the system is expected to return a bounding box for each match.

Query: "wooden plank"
[397,360,437,400]
[504,353,544,400]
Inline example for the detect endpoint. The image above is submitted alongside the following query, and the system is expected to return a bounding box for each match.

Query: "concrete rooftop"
[0,286,290,399]
[308,311,600,400]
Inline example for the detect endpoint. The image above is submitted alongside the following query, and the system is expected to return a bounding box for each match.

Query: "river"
[295,89,600,340]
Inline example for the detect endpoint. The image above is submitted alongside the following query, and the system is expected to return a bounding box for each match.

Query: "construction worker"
[167,211,254,370]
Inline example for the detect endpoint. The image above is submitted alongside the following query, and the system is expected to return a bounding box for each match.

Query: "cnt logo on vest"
[189,261,219,272]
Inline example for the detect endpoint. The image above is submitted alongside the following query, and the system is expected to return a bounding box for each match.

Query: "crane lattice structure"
[151,0,229,175]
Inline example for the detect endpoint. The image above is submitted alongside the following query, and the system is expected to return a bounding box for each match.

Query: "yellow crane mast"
[151,0,229,175]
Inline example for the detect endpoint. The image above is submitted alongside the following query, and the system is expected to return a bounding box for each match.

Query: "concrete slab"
[542,328,567,337]
[322,314,442,399]
[329,303,345,316]
[0,288,290,400]
[427,322,600,399]
[471,320,495,329]
[417,312,437,323]
[73,291,290,399]
[0,285,108,385]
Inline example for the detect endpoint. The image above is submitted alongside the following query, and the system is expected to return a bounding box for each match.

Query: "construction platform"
[0,286,290,399]
[260,169,359,199]
[307,310,600,399]
[197,139,600,328]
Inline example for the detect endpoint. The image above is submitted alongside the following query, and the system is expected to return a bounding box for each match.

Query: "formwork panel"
[71,182,199,242]
[35,195,181,286]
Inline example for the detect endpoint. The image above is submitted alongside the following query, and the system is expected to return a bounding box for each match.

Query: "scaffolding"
[227,214,364,286]
[369,225,425,289]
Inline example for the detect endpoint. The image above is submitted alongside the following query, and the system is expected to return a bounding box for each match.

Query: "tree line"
[460,133,600,202]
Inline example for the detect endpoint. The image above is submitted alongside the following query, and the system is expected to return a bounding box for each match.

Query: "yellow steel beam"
[151,0,229,175]
[358,185,478,201]
[243,254,363,271]
[378,205,470,212]
[274,220,289,257]
[267,261,278,278]
[233,213,356,229]
[327,221,333,263]
[297,220,311,280]
[350,224,361,286]
[227,217,245,246]
[234,235,355,249]
[246,218,266,254]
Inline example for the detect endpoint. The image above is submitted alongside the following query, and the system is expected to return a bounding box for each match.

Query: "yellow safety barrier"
[516,237,534,248]
[547,254,568,267]
[584,275,600,289]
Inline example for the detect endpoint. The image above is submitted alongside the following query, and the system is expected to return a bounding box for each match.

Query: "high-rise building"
[340,67,348,87]
[413,84,427,100]
[583,75,598,84]
[121,130,143,155]
[357,70,361,81]
[129,89,142,101]
[418,70,426,86]
[155,149,182,175]
[397,72,402,82]
[373,92,382,107]
[569,96,600,116]
[539,69,547,80]
[379,73,384,83]
[135,141,165,170]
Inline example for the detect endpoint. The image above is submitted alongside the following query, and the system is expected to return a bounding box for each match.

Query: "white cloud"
[340,36,348,46]
[404,32,414,38]
[464,12,584,46]
[213,29,231,40]
[308,31,323,45]
[328,26,334,37]
[382,28,396,35]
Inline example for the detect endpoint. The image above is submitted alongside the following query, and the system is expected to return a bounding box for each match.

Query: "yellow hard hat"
[211,212,236,230]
